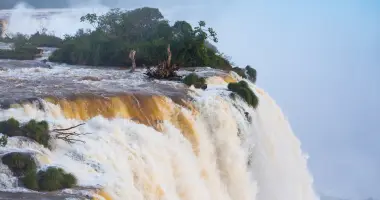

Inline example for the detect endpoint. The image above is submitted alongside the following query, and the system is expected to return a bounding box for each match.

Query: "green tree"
[50,7,232,70]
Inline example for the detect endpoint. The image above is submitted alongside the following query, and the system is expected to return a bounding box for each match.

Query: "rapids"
[0,59,319,200]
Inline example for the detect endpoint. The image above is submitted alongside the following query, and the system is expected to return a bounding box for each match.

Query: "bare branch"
[51,123,90,144]
[52,123,85,132]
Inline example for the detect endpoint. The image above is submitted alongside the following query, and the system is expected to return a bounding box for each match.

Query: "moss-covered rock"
[228,81,259,108]
[183,73,207,89]
[37,167,77,191]
[1,152,37,176]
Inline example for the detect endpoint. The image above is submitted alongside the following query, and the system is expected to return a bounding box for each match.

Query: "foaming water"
[0,72,319,200]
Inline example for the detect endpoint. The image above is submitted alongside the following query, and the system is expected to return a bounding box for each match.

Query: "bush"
[231,67,246,78]
[21,120,50,148]
[22,171,39,190]
[228,81,259,108]
[245,65,257,83]
[0,119,51,148]
[37,167,77,191]
[183,73,207,89]
[1,153,37,176]
[0,118,22,136]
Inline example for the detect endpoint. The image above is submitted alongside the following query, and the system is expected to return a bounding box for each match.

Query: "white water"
[0,71,319,200]
[3,3,108,37]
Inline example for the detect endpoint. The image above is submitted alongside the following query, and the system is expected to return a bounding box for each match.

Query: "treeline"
[48,7,232,70]
[1,31,63,48]
[0,31,62,60]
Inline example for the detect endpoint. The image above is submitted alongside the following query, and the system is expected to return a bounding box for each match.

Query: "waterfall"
[0,70,319,200]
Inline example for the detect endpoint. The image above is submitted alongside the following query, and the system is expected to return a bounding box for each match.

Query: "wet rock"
[79,76,101,81]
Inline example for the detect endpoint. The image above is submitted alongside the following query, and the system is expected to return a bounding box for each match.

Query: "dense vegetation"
[49,7,232,69]
[228,81,259,108]
[0,118,51,148]
[1,31,63,48]
[0,31,62,60]
[0,44,42,60]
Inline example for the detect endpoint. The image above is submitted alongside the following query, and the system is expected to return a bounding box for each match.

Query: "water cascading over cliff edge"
[0,65,319,200]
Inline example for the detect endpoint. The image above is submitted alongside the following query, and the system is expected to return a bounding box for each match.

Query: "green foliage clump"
[1,152,77,191]
[228,81,259,108]
[0,135,8,147]
[183,73,207,89]
[0,118,22,136]
[0,118,50,148]
[48,7,232,69]
[1,153,37,176]
[21,120,50,149]
[231,67,247,78]
[245,65,257,83]
[36,167,77,191]
[18,166,77,191]
[22,171,39,190]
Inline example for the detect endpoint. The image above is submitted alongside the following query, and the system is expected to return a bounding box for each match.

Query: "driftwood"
[51,123,90,144]
[129,50,136,72]
[146,44,180,79]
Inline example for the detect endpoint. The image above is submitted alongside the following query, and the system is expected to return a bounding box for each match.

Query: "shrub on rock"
[22,171,39,190]
[245,65,257,83]
[21,120,50,148]
[37,167,77,191]
[183,73,207,89]
[228,81,259,108]
[0,119,51,148]
[0,118,22,136]
[231,67,247,78]
[1,152,37,176]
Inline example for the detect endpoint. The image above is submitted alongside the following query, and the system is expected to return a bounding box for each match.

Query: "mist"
[2,0,380,199]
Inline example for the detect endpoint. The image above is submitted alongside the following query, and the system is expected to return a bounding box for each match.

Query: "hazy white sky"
[5,0,380,199]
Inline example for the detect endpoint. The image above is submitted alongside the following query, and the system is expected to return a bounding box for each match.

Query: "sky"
[2,0,380,199]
